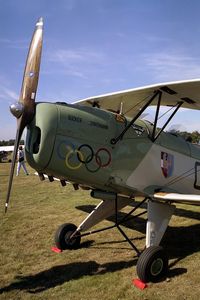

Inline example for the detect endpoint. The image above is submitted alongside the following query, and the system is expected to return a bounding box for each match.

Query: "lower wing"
[154,192,200,205]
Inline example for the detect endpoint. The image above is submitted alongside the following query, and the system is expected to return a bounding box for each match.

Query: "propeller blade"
[19,17,43,125]
[5,18,43,212]
[5,125,23,212]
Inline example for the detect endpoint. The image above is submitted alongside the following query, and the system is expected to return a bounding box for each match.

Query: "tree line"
[168,130,200,144]
[0,139,24,146]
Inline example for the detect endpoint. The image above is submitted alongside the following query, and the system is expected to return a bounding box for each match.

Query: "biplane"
[5,18,200,283]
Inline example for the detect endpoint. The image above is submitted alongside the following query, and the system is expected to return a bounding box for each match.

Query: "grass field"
[1,162,200,299]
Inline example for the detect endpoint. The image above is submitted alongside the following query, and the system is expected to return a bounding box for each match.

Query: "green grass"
[1,162,200,299]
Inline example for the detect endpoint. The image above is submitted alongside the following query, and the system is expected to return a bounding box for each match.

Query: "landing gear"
[136,246,168,282]
[55,223,81,250]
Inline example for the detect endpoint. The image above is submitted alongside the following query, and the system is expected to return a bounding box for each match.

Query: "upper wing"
[74,79,200,117]
[154,192,200,205]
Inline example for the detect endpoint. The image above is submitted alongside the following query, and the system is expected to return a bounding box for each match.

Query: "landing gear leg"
[136,200,175,282]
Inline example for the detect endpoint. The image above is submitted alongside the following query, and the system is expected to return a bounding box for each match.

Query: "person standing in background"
[16,146,29,176]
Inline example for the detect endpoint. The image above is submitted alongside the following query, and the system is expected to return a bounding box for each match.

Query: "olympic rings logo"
[57,141,112,172]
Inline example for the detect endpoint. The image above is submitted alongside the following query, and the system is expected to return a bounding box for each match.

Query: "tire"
[136,246,168,282]
[55,223,81,250]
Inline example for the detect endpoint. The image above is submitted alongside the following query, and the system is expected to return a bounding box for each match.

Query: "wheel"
[136,246,168,282]
[55,223,81,250]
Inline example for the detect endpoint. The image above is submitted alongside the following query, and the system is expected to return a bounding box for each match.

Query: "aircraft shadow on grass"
[0,259,137,294]
[0,258,187,294]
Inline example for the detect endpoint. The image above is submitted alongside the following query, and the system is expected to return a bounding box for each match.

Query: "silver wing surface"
[74,79,200,117]
[153,192,200,205]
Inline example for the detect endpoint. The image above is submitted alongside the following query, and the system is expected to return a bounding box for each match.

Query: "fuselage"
[25,102,200,197]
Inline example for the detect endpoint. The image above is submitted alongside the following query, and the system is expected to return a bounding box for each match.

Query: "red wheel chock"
[132,278,148,290]
[51,246,63,253]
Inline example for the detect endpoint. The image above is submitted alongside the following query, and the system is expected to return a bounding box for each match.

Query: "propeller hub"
[10,102,24,118]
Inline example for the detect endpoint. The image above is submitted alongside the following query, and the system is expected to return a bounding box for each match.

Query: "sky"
[1,0,200,140]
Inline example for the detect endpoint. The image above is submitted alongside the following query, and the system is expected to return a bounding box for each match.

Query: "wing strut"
[110,89,183,145]
[110,90,161,145]
[153,101,183,141]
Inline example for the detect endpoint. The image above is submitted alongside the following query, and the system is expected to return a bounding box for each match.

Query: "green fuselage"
[25,102,200,196]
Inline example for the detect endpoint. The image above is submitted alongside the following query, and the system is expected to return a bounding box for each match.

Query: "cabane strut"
[111,90,183,145]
